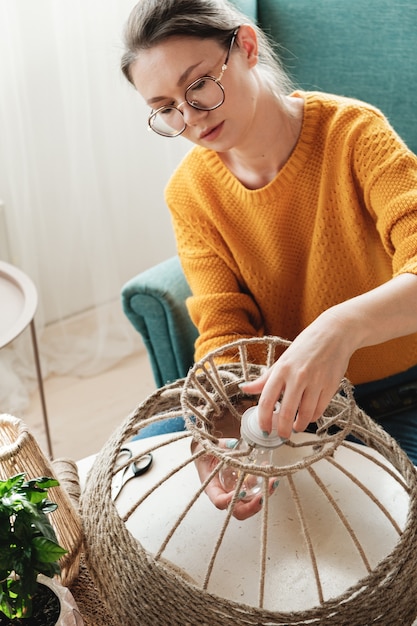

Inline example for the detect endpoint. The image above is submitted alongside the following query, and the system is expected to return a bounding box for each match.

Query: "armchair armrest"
[121,256,198,387]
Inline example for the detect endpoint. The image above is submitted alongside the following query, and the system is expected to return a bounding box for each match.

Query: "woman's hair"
[121,0,294,99]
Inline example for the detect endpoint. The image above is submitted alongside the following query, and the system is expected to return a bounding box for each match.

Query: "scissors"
[111,446,153,501]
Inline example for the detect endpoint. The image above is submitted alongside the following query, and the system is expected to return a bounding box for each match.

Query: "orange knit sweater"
[165,92,417,384]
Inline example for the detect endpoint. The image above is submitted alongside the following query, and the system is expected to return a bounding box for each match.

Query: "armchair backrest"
[234,0,417,153]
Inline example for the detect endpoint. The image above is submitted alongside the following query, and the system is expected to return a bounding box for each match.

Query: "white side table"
[0,260,53,457]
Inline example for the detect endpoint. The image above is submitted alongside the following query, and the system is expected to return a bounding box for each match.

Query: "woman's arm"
[242,272,417,438]
[169,200,267,361]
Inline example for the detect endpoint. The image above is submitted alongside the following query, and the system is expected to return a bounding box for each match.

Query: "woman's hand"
[194,275,417,515]
[241,274,417,438]
[240,308,353,439]
[192,439,279,521]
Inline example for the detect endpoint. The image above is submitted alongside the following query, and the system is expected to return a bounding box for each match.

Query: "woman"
[121,0,417,518]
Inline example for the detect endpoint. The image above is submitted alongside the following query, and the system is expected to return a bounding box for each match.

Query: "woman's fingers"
[239,320,350,437]
[240,370,285,433]
[194,439,281,521]
[239,368,270,394]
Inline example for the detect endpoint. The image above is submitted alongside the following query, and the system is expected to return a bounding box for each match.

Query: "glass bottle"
[219,404,285,502]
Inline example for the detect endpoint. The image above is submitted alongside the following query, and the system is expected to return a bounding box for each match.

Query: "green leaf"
[0,577,33,619]
[12,574,37,602]
[22,489,48,506]
[25,477,60,490]
[0,515,12,541]
[41,499,58,514]
[37,561,61,578]
[0,592,16,620]
[13,508,34,535]
[10,546,33,578]
[0,474,25,498]
[31,511,59,543]
[32,536,67,563]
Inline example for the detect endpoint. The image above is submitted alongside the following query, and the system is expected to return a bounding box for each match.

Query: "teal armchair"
[122,256,198,387]
[121,0,417,387]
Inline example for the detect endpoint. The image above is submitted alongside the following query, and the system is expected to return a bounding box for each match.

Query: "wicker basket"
[0,414,83,586]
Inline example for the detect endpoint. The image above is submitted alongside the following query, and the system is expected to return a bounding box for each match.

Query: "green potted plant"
[0,472,81,625]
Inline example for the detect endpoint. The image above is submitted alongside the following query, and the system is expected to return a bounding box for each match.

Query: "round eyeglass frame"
[147,27,239,138]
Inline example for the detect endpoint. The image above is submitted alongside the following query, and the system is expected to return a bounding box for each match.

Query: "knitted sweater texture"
[165,92,417,384]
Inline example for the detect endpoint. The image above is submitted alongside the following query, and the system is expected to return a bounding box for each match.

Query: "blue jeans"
[133,416,187,440]
[354,364,417,465]
[134,365,417,465]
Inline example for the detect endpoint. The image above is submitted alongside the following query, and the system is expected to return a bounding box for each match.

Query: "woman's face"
[129,26,259,151]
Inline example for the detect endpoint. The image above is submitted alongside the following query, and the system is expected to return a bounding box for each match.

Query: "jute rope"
[81,337,417,625]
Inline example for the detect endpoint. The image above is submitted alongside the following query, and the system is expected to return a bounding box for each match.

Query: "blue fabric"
[372,408,417,465]
[259,0,417,154]
[121,256,198,386]
[132,416,186,440]
[232,0,258,20]
[354,364,417,465]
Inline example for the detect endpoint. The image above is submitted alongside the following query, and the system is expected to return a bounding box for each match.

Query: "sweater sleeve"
[168,203,266,362]
[351,112,417,276]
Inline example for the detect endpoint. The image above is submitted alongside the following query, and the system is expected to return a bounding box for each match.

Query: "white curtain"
[0,0,189,413]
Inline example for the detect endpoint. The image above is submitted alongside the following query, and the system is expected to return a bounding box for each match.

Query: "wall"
[0,0,189,324]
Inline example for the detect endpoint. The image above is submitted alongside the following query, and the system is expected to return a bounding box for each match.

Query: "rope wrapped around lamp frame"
[81,336,417,626]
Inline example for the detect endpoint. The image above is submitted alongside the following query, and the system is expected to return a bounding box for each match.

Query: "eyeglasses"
[148,28,239,138]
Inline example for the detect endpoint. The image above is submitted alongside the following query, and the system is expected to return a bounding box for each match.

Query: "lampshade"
[81,336,417,625]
